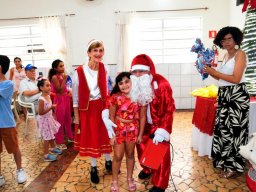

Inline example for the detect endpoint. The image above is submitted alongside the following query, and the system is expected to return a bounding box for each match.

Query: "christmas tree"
[242,5,256,95]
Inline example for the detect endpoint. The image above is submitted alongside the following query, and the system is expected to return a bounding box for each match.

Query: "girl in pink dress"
[108,72,147,192]
[48,59,73,150]
[37,78,62,162]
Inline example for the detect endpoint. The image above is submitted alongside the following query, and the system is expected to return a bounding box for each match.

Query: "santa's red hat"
[131,54,156,75]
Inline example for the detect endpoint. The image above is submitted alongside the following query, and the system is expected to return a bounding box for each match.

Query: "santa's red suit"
[72,63,112,157]
[131,54,175,190]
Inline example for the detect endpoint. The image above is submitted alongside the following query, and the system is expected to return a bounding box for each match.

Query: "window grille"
[0,24,62,68]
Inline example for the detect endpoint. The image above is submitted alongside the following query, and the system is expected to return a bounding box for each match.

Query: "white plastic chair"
[17,94,39,138]
[11,91,20,122]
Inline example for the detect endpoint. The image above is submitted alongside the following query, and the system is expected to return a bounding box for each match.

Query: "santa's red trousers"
[136,132,171,189]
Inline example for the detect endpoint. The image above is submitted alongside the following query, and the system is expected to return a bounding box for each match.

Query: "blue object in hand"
[191,38,214,80]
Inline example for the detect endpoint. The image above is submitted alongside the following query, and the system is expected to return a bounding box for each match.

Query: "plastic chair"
[11,91,20,122]
[17,94,39,138]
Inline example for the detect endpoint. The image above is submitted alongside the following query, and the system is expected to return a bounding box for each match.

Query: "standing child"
[48,59,73,150]
[108,72,146,192]
[37,78,62,162]
[0,55,26,186]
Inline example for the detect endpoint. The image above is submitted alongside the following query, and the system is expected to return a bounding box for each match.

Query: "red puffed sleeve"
[103,94,117,110]
[109,94,118,106]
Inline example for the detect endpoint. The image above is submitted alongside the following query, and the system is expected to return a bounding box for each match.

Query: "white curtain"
[39,16,71,72]
[115,12,138,72]
[39,16,67,54]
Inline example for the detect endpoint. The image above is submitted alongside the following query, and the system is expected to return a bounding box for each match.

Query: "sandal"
[220,170,237,179]
[127,178,136,192]
[111,180,119,192]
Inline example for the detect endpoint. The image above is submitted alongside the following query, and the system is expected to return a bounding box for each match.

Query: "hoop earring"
[235,45,239,50]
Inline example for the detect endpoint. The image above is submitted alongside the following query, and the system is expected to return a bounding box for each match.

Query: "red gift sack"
[139,138,169,170]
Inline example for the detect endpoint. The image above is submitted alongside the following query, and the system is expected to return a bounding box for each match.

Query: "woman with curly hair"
[204,26,249,178]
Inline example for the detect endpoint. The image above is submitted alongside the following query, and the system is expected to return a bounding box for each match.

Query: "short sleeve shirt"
[19,77,41,103]
[109,93,140,120]
[0,80,16,128]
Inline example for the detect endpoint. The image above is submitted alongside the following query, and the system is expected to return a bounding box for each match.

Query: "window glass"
[132,16,202,65]
[0,24,62,68]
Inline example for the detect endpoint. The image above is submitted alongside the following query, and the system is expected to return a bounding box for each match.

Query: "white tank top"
[217,53,246,87]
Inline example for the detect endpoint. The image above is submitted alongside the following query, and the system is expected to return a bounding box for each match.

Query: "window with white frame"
[0,24,63,69]
[128,16,203,109]
[130,16,202,65]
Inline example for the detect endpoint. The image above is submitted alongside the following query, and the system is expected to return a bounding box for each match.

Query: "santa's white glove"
[152,128,170,145]
[102,109,117,139]
[153,133,165,145]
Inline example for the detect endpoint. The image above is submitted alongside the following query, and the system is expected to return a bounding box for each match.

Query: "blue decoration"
[191,38,214,80]
[66,75,72,89]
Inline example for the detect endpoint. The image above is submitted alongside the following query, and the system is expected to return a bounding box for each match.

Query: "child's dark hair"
[111,72,131,95]
[0,55,10,75]
[37,78,48,91]
[48,59,63,82]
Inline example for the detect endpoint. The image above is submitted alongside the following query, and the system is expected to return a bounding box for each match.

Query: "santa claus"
[103,54,175,192]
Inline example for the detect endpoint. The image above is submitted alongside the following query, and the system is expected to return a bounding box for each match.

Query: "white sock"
[104,153,111,161]
[90,158,97,167]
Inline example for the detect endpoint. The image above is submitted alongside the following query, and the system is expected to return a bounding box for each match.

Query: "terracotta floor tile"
[183,189,196,192]
[213,179,225,187]
[189,179,201,188]
[195,185,212,192]
[225,181,240,189]
[0,111,250,191]
[204,183,217,191]
[177,182,189,191]
[217,187,230,192]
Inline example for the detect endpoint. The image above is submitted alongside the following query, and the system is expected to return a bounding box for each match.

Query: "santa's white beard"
[130,74,153,106]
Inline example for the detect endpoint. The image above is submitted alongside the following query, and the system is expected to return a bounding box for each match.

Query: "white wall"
[229,0,246,29]
[0,0,246,108]
[0,0,231,66]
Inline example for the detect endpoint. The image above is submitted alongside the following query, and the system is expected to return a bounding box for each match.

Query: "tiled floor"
[0,111,250,192]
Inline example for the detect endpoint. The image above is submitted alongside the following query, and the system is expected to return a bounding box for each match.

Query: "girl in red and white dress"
[109,72,147,192]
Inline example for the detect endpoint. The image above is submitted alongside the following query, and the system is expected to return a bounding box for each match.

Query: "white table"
[191,101,256,158]
[249,102,256,135]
